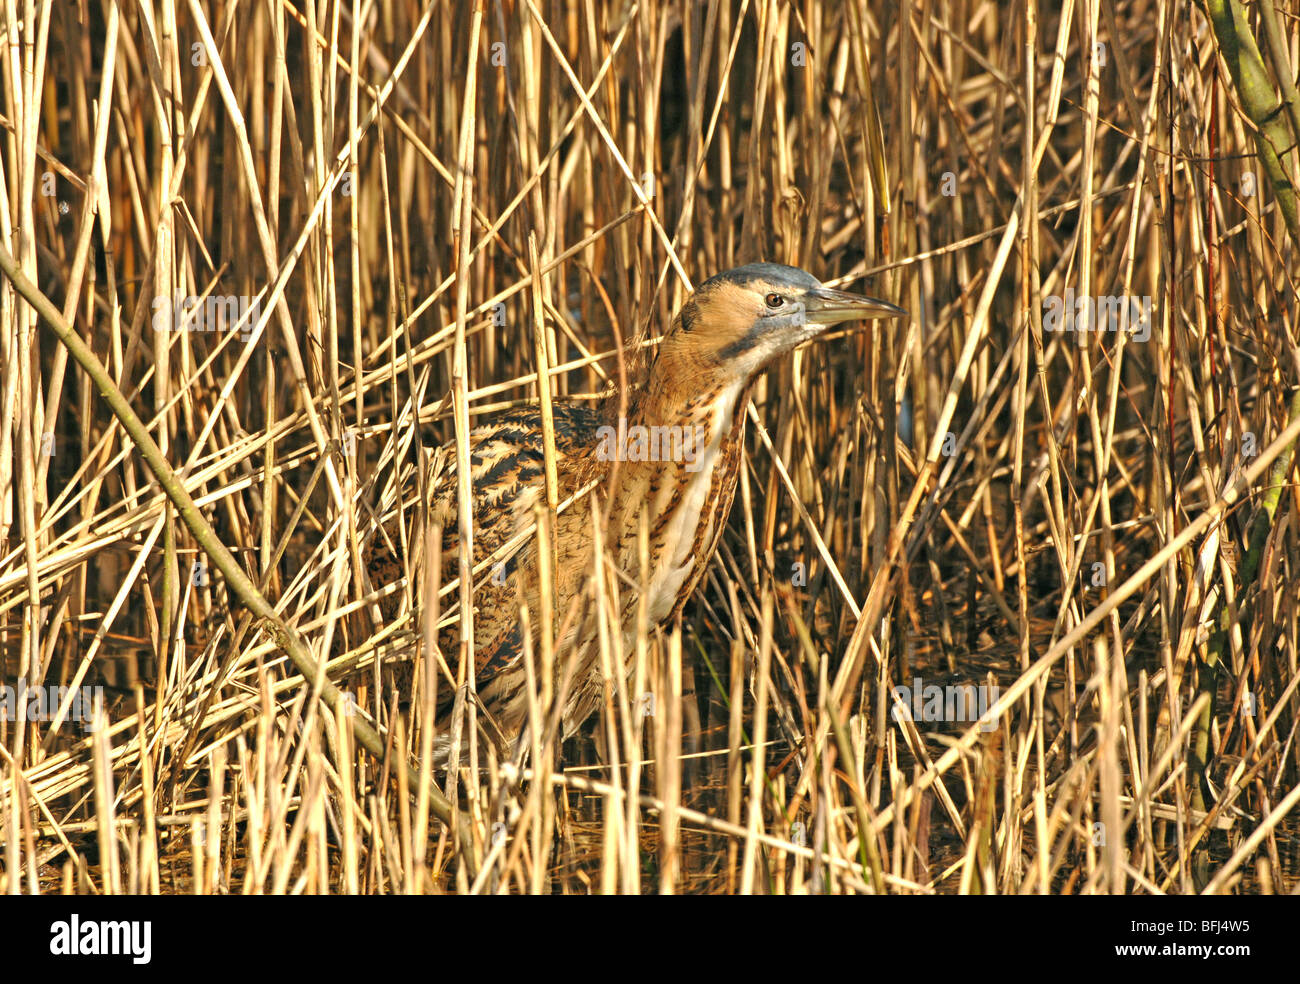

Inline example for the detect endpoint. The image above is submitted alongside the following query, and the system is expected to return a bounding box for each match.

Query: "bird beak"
[801,286,908,327]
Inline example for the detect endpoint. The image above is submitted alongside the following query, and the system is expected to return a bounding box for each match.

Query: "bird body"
[368,263,904,761]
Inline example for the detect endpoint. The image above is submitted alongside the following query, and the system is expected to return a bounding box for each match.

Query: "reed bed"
[1,0,1298,894]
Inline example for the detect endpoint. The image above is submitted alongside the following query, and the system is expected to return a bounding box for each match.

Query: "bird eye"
[765,292,784,308]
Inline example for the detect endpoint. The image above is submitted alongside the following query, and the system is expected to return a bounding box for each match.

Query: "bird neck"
[604,356,752,472]
[590,357,755,621]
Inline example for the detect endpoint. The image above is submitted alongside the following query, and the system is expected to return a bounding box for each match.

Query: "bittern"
[368,262,905,761]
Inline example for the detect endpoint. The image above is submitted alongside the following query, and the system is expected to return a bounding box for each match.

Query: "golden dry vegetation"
[1,0,1298,893]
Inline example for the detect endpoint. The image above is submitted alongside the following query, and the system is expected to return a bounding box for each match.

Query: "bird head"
[658,262,907,385]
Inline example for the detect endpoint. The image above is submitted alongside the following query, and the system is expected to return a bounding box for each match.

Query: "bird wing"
[423,402,604,683]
